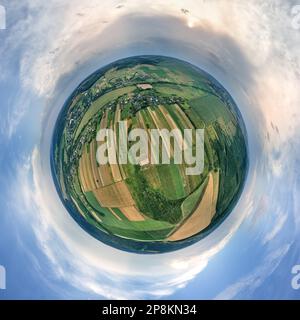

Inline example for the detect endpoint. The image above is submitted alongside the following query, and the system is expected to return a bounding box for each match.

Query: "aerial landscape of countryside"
[52,56,248,253]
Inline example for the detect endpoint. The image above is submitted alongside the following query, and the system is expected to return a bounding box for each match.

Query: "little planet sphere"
[52,56,248,253]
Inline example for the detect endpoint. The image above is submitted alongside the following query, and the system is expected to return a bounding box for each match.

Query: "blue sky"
[0,0,300,300]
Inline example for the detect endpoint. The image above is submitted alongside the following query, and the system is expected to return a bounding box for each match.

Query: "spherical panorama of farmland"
[52,56,248,254]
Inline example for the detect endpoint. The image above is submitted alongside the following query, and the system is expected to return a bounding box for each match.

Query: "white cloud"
[215,244,291,300]
[262,212,288,245]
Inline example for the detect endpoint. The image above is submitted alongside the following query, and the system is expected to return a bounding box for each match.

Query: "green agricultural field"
[189,95,235,125]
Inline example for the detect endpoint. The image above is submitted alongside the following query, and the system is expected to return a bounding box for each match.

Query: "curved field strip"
[79,146,96,191]
[89,140,102,189]
[109,119,123,183]
[181,175,209,218]
[173,104,195,130]
[78,157,88,192]
[105,226,174,241]
[148,107,172,160]
[96,138,114,186]
[108,208,122,221]
[154,83,205,100]
[75,86,136,139]
[90,210,103,223]
[167,172,217,241]
[85,146,97,190]
[211,170,220,220]
[71,195,87,219]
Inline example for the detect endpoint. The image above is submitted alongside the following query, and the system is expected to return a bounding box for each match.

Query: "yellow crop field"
[94,181,136,208]
[120,206,146,221]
